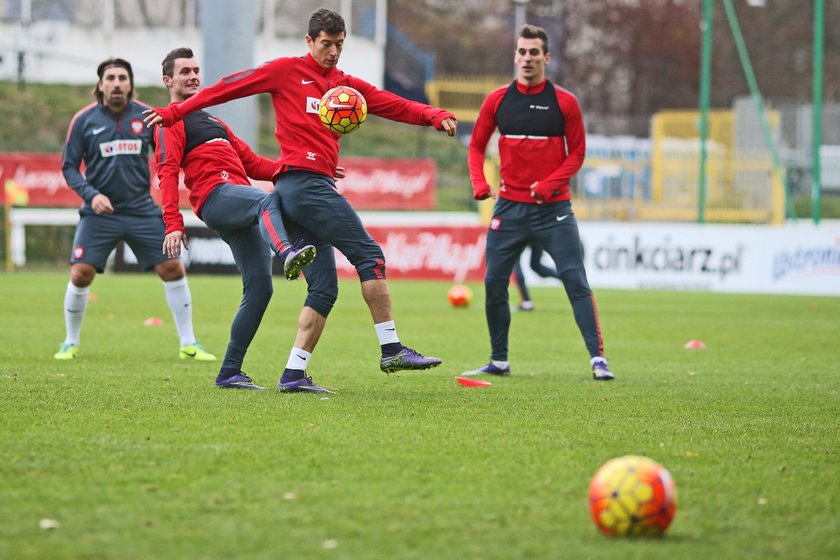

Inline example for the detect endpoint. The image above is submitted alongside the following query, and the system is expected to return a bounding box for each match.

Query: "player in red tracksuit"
[145,9,458,393]
[463,24,615,381]
[155,47,317,390]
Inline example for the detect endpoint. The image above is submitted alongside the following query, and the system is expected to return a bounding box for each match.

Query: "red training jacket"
[468,79,586,203]
[155,108,276,235]
[152,53,455,179]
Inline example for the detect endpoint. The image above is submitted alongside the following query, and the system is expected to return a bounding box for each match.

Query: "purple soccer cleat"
[592,359,615,381]
[461,362,511,377]
[215,371,264,390]
[282,241,317,281]
[277,375,334,394]
[380,346,442,373]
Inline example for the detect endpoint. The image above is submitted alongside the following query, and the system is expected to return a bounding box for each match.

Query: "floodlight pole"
[513,0,529,33]
[513,0,530,76]
[15,0,31,90]
[697,0,713,224]
[202,0,257,147]
[812,0,824,225]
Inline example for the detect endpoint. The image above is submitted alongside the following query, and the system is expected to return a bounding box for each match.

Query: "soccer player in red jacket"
[146,9,457,391]
[464,24,615,381]
[155,47,316,390]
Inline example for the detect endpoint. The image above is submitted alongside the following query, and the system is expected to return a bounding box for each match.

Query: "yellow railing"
[426,75,510,123]
[648,110,783,223]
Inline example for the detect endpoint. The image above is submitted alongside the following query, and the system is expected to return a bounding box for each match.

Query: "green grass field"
[1,272,838,559]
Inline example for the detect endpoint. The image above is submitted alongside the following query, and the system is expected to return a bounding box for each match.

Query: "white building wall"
[0,20,385,87]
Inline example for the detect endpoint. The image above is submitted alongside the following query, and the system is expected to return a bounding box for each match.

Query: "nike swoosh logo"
[295,354,308,360]
[327,100,353,109]
[92,126,107,135]
[556,214,570,222]
[182,350,197,357]
[301,79,315,85]
[385,328,395,331]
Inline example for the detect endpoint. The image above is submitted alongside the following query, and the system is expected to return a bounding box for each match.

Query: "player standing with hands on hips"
[144,9,457,391]
[56,57,215,362]
[464,25,614,381]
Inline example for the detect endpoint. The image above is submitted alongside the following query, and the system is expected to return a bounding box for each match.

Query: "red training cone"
[683,340,706,349]
[456,376,492,387]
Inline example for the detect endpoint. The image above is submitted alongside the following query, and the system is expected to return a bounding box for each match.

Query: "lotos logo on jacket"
[306,97,321,114]
[99,139,142,157]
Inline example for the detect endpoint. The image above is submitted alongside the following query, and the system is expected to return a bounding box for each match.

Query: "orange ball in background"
[447,284,473,307]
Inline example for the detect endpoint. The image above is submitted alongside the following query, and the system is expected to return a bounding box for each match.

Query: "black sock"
[216,367,240,382]
[280,368,305,383]
[381,342,403,357]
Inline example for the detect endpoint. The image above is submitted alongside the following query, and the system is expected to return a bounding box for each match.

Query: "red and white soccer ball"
[588,455,677,537]
[447,284,473,308]
[319,85,367,134]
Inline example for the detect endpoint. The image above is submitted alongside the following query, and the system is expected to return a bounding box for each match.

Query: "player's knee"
[303,271,338,318]
[344,243,386,282]
[245,273,274,306]
[70,264,96,287]
[156,259,186,282]
[355,254,387,282]
[484,277,509,305]
[304,289,337,318]
[559,268,590,297]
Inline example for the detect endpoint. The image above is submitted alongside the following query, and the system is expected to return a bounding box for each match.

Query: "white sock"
[491,360,510,370]
[63,282,89,345]
[374,320,400,345]
[285,348,311,372]
[591,357,607,365]
[163,278,196,346]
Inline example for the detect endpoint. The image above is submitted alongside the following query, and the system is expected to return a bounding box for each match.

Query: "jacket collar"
[515,79,548,95]
[304,53,341,79]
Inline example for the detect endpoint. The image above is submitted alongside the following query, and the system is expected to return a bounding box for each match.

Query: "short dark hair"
[162,47,195,78]
[94,57,134,102]
[519,24,549,54]
[308,8,345,39]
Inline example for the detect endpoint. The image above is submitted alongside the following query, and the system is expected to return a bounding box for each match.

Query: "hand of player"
[473,184,497,201]
[530,181,544,204]
[439,117,458,137]
[143,109,163,128]
[334,166,346,180]
[163,230,187,259]
[473,187,499,200]
[143,105,179,128]
[91,193,114,215]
